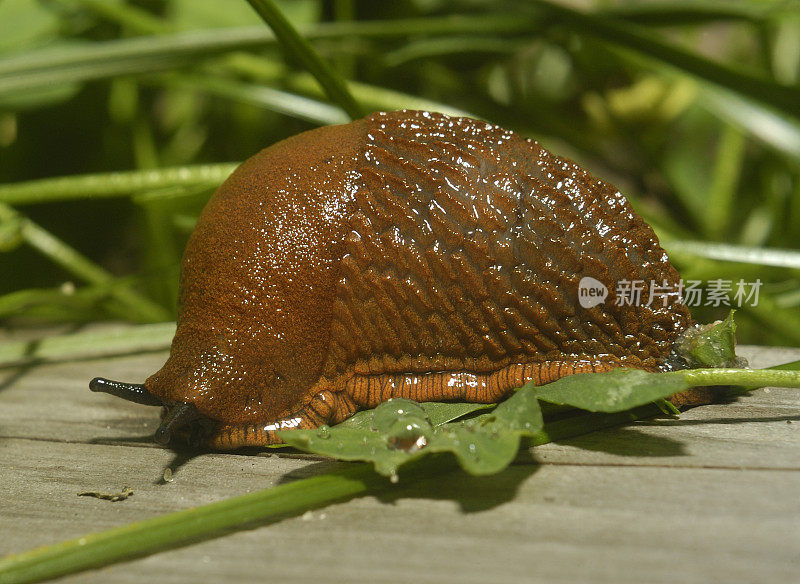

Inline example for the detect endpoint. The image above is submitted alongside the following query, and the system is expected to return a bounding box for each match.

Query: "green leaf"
[280,392,542,478]
[335,401,493,430]
[674,311,739,368]
[533,369,690,412]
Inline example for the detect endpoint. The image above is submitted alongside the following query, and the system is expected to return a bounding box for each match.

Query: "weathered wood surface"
[0,327,798,584]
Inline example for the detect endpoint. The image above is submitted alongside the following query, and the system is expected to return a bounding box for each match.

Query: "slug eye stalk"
[154,402,200,445]
[89,377,163,406]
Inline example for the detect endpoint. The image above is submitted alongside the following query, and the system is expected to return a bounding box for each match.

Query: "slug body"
[92,110,693,449]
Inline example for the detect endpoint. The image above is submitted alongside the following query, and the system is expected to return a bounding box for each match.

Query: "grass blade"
[0,322,175,368]
[0,164,236,206]
[164,74,350,125]
[0,464,383,584]
[0,204,169,322]
[673,367,800,388]
[662,240,800,270]
[705,126,746,238]
[599,1,779,26]
[526,0,800,117]
[289,72,475,118]
[225,53,475,118]
[0,15,533,104]
[245,0,363,119]
[698,86,800,160]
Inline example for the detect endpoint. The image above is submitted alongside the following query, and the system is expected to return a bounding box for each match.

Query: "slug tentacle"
[89,377,162,406]
[154,402,200,445]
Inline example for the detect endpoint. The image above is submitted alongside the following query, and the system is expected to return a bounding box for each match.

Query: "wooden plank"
[1,328,799,583]
[1,444,798,584]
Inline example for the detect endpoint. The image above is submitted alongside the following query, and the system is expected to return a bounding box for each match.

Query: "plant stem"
[245,0,364,119]
[0,464,384,584]
[0,204,169,322]
[672,367,800,388]
[0,164,237,206]
[525,0,800,116]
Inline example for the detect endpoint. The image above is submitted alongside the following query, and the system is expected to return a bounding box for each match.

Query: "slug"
[90,109,700,450]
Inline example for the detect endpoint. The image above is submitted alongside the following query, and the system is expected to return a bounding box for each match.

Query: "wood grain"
[0,327,798,584]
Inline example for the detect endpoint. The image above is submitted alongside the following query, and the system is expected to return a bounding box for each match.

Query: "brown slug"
[90,109,698,450]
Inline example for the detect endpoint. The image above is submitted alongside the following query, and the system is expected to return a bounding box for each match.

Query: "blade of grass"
[705,126,746,239]
[662,240,800,270]
[0,13,538,100]
[671,367,800,388]
[0,29,274,97]
[0,322,175,368]
[135,198,180,311]
[598,1,781,26]
[740,293,800,346]
[222,53,475,117]
[383,37,526,67]
[0,203,170,322]
[791,174,800,240]
[287,72,475,118]
[698,85,800,161]
[0,286,108,321]
[525,0,800,117]
[164,74,350,125]
[0,463,384,584]
[0,164,237,206]
[244,0,363,119]
[73,0,172,35]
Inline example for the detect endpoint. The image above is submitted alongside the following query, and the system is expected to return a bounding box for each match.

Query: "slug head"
[139,120,366,436]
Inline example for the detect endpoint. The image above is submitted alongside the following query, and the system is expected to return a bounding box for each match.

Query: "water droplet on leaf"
[371,398,428,432]
[386,418,431,453]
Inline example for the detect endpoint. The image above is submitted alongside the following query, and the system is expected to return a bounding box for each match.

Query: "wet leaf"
[334,401,494,430]
[279,390,542,478]
[533,369,690,412]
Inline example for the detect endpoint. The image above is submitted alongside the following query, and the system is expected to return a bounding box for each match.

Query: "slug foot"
[198,359,623,449]
[148,360,712,450]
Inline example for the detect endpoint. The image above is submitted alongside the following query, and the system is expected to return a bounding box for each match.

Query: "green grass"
[0,0,798,346]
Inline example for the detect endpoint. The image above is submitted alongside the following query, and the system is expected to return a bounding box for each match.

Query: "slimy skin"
[91,110,695,449]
